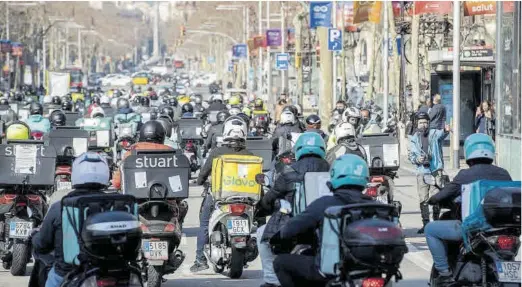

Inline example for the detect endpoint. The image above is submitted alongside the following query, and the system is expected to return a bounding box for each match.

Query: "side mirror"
[423,174,436,186]
[255,173,268,186]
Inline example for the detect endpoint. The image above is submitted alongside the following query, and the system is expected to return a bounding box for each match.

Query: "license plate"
[9,221,33,239]
[227,220,249,235]
[496,261,521,283]
[142,240,169,261]
[57,181,72,192]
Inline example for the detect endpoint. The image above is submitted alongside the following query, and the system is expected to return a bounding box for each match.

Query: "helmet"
[51,96,62,106]
[62,100,73,111]
[280,111,296,125]
[217,110,229,123]
[140,97,150,107]
[282,105,298,116]
[89,106,105,118]
[329,154,369,189]
[254,98,263,108]
[212,94,223,103]
[222,116,248,142]
[0,98,9,106]
[305,114,321,126]
[464,133,495,163]
[91,96,101,105]
[293,132,326,161]
[342,107,361,123]
[71,152,110,188]
[167,97,178,107]
[29,102,44,115]
[117,98,130,110]
[43,96,52,105]
[139,120,166,144]
[62,94,73,103]
[100,96,110,105]
[229,107,241,116]
[181,103,193,114]
[13,92,23,102]
[334,122,357,142]
[178,95,190,105]
[50,111,67,126]
[161,106,175,120]
[156,117,173,138]
[236,113,251,126]
[228,95,241,106]
[6,121,30,140]
[193,94,202,104]
[416,112,430,121]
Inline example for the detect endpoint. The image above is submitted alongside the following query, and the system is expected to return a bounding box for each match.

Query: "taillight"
[164,223,176,232]
[26,195,41,203]
[0,194,16,204]
[281,157,292,165]
[31,131,44,140]
[488,235,519,251]
[140,223,149,233]
[365,186,378,197]
[362,277,385,287]
[229,204,247,215]
[370,176,385,183]
[258,116,266,121]
[97,277,117,287]
[233,237,246,243]
[185,141,194,150]
[120,140,131,149]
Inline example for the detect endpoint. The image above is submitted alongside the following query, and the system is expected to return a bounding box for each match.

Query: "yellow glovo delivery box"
[211,155,263,201]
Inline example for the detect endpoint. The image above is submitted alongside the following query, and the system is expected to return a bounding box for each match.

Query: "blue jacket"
[182,112,194,118]
[408,129,448,174]
[25,115,51,133]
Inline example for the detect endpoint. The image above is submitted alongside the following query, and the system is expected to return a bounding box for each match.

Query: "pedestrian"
[408,112,450,234]
[475,100,495,139]
[428,94,446,130]
[417,95,431,114]
[274,98,287,125]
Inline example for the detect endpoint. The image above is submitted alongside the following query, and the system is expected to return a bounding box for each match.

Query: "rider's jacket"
[204,123,224,151]
[196,145,253,186]
[408,129,448,174]
[325,140,367,165]
[112,142,173,189]
[32,189,105,277]
[271,124,304,154]
[306,128,328,141]
[25,115,51,133]
[428,164,512,209]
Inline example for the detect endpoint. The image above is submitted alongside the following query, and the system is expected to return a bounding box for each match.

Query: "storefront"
[496,1,521,180]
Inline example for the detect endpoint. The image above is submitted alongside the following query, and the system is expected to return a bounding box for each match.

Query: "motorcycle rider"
[256,132,330,287]
[193,94,204,112]
[272,111,303,157]
[112,121,173,190]
[333,100,347,114]
[24,102,51,134]
[137,96,151,114]
[327,107,361,150]
[358,108,372,135]
[425,133,511,285]
[50,111,67,127]
[305,114,327,140]
[326,122,367,164]
[280,105,305,132]
[181,103,194,118]
[408,112,450,234]
[190,116,252,273]
[160,106,176,122]
[206,94,227,112]
[32,152,110,287]
[0,97,18,123]
[272,154,374,287]
[204,110,229,153]
[61,100,73,112]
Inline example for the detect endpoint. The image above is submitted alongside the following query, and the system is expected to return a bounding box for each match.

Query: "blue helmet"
[72,152,110,187]
[329,154,369,189]
[464,133,495,163]
[293,132,326,160]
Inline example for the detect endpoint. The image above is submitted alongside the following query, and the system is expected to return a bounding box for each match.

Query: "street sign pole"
[332,2,337,104]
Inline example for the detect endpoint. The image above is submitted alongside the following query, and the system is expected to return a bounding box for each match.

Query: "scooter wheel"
[213,264,224,274]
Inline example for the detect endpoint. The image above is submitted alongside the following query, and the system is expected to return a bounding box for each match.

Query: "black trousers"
[273,254,329,287]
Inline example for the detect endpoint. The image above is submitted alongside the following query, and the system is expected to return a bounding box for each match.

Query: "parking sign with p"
[328,28,342,51]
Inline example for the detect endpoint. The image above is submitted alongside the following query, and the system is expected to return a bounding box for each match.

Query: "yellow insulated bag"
[211,155,263,200]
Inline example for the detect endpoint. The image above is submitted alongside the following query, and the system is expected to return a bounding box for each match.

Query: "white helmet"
[229,107,241,116]
[222,116,247,142]
[280,111,296,125]
[342,107,361,125]
[110,97,119,108]
[334,122,357,143]
[43,96,52,104]
[212,94,223,102]
[100,95,110,105]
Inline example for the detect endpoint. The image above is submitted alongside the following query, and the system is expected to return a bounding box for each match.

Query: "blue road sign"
[232,44,247,59]
[275,53,289,71]
[310,2,332,28]
[328,28,342,51]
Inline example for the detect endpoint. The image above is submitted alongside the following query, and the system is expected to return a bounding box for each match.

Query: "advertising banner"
[253,35,265,49]
[353,1,382,24]
[266,29,282,47]
[310,2,333,28]
[414,1,452,15]
[463,1,516,16]
[0,40,11,54]
[232,44,247,59]
[343,2,358,32]
[11,42,23,57]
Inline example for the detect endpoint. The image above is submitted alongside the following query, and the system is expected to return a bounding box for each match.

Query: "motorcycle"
[424,175,521,287]
[181,139,201,174]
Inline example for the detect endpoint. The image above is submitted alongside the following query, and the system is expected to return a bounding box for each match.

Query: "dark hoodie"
[117,107,134,115]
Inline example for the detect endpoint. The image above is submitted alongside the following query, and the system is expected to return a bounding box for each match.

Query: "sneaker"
[190,260,209,273]
[435,274,455,285]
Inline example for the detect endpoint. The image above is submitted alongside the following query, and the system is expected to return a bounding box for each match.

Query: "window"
[498,3,521,138]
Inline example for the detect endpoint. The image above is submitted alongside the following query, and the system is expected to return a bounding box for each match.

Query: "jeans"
[257,225,280,285]
[425,220,463,273]
[196,194,214,262]
[45,266,64,287]
[274,254,328,287]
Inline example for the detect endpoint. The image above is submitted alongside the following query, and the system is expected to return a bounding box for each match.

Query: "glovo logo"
[223,176,256,187]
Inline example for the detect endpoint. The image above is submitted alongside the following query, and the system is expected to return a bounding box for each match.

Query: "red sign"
[253,35,265,49]
[174,60,184,68]
[414,1,452,15]
[343,2,358,32]
[393,1,413,18]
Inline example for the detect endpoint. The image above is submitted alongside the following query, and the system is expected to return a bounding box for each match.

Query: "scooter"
[204,195,259,278]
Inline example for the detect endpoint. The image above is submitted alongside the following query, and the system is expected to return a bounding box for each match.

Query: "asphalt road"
[0,168,435,287]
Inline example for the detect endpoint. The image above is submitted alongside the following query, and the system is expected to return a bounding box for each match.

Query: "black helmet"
[14,92,23,102]
[282,105,298,116]
[217,110,229,123]
[62,100,73,111]
[416,112,430,121]
[181,103,193,114]
[139,120,166,144]
[117,98,130,110]
[305,114,321,125]
[0,98,9,106]
[167,97,178,107]
[150,93,158,101]
[29,102,44,115]
[140,97,150,107]
[62,95,73,103]
[92,96,101,105]
[161,106,175,120]
[156,118,173,138]
[50,111,66,126]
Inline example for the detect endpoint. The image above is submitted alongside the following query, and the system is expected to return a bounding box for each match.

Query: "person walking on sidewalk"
[408,112,450,234]
[428,94,447,130]
[475,100,495,140]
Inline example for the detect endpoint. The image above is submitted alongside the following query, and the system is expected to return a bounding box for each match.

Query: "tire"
[429,265,439,287]
[228,247,245,279]
[213,263,224,274]
[11,242,30,276]
[147,265,162,287]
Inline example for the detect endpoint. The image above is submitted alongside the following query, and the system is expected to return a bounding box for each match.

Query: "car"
[132,71,150,86]
[88,73,106,87]
[103,74,132,87]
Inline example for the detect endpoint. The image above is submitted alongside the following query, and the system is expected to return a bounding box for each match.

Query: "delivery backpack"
[293,172,331,216]
[61,193,141,266]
